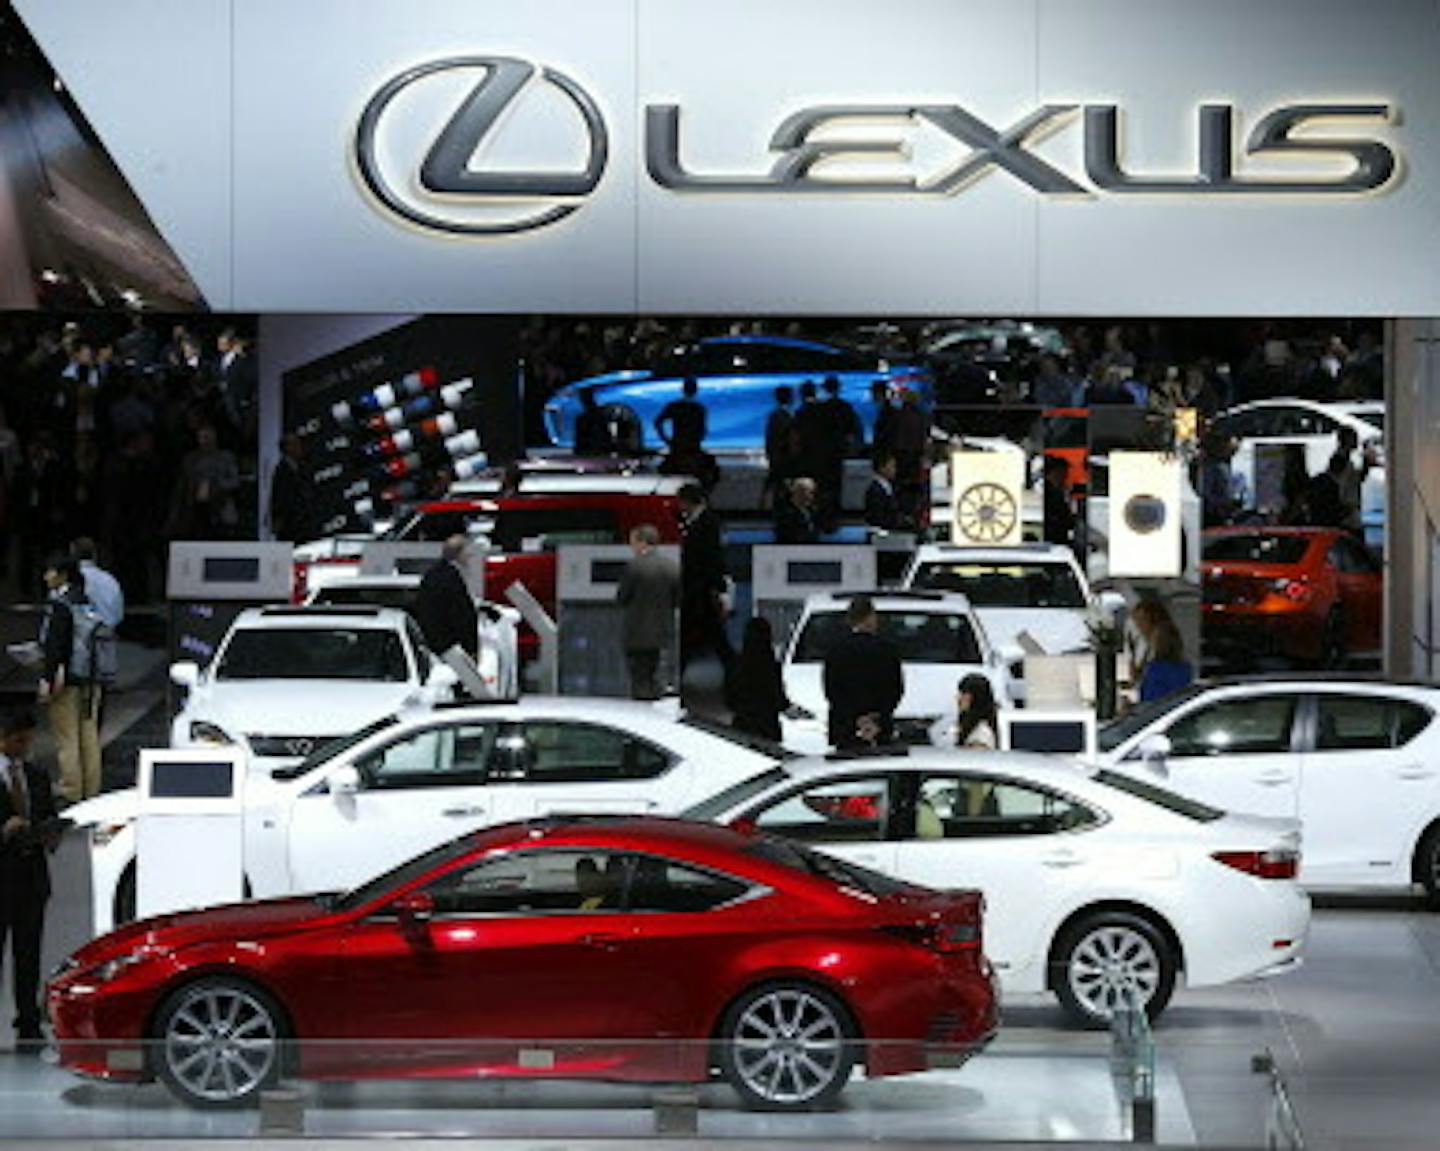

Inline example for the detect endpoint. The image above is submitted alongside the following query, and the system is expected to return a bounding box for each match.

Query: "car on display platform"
[169,606,458,772]
[780,591,1022,753]
[1210,397,1386,544]
[685,750,1309,1026]
[901,544,1122,689]
[543,334,933,452]
[1095,677,1440,901]
[68,705,786,935]
[49,816,997,1110]
[1201,527,1382,668]
[305,574,521,701]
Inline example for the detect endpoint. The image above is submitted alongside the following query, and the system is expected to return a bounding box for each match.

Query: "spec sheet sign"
[1107,452,1184,579]
[15,0,1440,313]
[950,450,1026,548]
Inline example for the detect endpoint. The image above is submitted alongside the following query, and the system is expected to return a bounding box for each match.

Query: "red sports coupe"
[1202,527,1382,667]
[49,817,996,1110]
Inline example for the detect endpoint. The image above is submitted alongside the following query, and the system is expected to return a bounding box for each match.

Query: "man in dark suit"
[822,596,904,750]
[1,707,59,1053]
[269,434,315,542]
[864,452,903,532]
[414,535,479,660]
[678,483,731,668]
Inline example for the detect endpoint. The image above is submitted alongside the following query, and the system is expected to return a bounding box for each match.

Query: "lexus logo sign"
[356,56,608,235]
[355,56,1399,237]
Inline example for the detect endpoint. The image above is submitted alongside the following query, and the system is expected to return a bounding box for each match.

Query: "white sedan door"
[1149,694,1303,821]
[1299,693,1437,886]
[889,771,1103,987]
[476,720,677,819]
[286,722,499,894]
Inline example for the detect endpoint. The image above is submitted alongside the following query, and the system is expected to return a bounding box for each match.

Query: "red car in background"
[1202,527,1382,667]
[50,817,996,1111]
[294,476,686,656]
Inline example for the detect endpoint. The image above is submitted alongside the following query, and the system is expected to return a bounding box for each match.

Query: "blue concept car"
[543,335,933,452]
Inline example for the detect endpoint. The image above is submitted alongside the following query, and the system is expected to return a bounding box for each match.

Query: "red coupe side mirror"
[393,890,435,926]
[730,817,758,836]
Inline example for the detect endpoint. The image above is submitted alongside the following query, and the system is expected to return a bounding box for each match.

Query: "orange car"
[1201,527,1382,667]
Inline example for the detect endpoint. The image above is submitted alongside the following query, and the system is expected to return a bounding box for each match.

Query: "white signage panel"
[1108,451,1183,579]
[950,449,1026,547]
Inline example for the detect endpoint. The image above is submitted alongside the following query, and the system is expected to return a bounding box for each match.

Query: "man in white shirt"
[71,538,124,631]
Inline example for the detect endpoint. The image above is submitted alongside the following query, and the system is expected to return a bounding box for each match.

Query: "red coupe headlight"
[1213,848,1300,880]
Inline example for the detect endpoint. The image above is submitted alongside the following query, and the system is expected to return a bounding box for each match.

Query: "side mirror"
[993,644,1026,669]
[392,890,434,927]
[170,661,201,690]
[1136,733,1172,774]
[328,765,362,797]
[1097,591,1128,622]
[425,662,461,693]
[729,817,758,836]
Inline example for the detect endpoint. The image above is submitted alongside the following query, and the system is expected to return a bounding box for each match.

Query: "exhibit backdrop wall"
[12,0,1440,315]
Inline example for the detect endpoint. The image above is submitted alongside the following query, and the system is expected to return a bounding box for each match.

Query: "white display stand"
[135,748,248,920]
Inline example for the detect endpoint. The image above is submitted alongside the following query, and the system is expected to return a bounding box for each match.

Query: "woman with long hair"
[726,616,790,742]
[931,673,999,749]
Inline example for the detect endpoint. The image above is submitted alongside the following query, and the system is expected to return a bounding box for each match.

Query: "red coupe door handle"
[579,932,625,952]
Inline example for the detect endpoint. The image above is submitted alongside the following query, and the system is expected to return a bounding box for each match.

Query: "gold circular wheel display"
[955,482,1018,543]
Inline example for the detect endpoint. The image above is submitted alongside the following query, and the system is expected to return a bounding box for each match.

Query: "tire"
[1416,827,1440,908]
[1052,912,1177,1029]
[717,982,856,1111]
[114,863,136,927]
[153,978,286,1108]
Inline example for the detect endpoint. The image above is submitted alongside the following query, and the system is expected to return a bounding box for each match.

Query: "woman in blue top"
[1133,599,1194,703]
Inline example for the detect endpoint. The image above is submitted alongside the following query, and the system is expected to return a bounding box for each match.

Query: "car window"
[1329,537,1378,574]
[1268,406,1336,436]
[1202,534,1311,565]
[1093,770,1224,822]
[216,627,410,681]
[492,722,672,783]
[1165,696,1297,757]
[792,610,982,664]
[424,849,628,916]
[1314,696,1433,751]
[913,774,1098,839]
[747,775,892,844]
[357,724,495,789]
[912,561,1086,608]
[624,856,750,913]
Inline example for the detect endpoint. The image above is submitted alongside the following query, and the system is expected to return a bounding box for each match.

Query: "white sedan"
[1095,677,1440,900]
[170,605,459,772]
[687,751,1309,1025]
[69,703,783,935]
[781,591,1021,752]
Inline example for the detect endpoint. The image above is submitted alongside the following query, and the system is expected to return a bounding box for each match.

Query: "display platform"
[0,1040,1194,1144]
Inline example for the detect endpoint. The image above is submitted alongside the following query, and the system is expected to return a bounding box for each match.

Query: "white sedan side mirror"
[1137,733,1172,774]
[170,661,201,690]
[329,765,362,797]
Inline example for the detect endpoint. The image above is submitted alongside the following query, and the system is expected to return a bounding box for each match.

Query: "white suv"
[902,542,1118,664]
[781,590,1020,753]
[169,606,458,771]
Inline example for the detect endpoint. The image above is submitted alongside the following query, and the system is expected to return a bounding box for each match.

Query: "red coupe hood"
[74,896,331,965]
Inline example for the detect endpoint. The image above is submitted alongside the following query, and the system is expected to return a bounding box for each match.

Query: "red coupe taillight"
[291,562,309,604]
[1213,848,1300,880]
[881,922,981,953]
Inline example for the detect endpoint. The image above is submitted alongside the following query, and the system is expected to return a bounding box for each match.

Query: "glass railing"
[0,1021,1306,1144]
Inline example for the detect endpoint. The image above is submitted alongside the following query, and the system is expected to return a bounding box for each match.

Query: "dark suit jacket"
[822,629,904,749]
[864,478,901,531]
[0,760,57,902]
[269,458,314,542]
[774,500,820,545]
[414,560,479,659]
[681,508,727,601]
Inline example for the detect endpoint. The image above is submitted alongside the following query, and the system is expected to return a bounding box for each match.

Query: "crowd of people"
[0,315,258,605]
